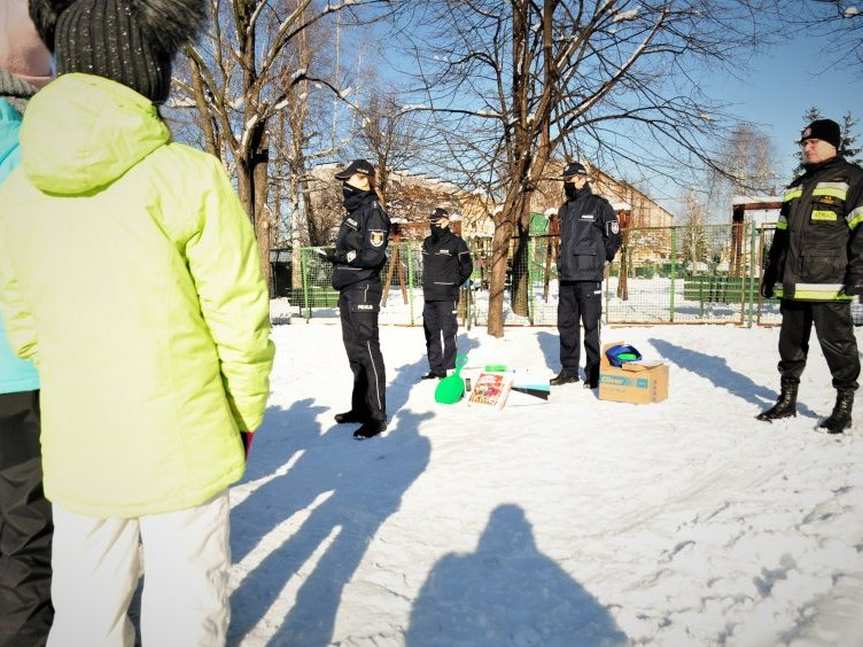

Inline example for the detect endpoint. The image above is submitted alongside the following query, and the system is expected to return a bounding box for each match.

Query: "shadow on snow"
[406,504,628,647]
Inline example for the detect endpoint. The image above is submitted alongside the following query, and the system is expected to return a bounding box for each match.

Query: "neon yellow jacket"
[0,74,274,518]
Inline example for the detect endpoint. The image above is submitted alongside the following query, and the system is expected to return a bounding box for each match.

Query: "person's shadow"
[228,399,433,646]
[537,330,560,374]
[405,504,628,647]
[649,338,818,419]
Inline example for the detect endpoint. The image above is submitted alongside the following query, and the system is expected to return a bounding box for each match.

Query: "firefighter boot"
[819,390,854,434]
[756,379,798,422]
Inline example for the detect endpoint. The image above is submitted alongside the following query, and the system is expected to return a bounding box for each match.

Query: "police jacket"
[557,185,621,282]
[421,227,473,301]
[331,189,391,290]
[764,156,863,301]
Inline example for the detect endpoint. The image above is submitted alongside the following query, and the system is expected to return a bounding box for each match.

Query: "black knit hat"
[799,119,841,149]
[29,0,207,103]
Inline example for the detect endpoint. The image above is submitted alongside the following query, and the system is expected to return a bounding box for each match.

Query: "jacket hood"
[20,73,170,194]
[0,99,22,174]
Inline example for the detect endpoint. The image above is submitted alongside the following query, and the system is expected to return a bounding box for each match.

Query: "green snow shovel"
[435,354,468,404]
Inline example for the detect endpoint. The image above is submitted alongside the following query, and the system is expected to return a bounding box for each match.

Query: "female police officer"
[323,159,391,439]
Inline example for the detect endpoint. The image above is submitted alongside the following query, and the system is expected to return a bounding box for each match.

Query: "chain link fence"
[282,223,832,327]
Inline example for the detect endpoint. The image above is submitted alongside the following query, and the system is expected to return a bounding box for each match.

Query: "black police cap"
[429,207,449,223]
[335,159,375,180]
[562,161,588,178]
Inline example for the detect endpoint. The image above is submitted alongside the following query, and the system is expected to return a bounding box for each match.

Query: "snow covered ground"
[227,321,863,646]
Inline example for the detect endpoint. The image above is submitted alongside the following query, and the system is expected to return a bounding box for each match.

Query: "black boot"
[353,419,387,440]
[550,371,579,386]
[756,379,798,422]
[819,390,854,434]
[420,371,446,380]
[335,410,368,424]
[583,365,599,389]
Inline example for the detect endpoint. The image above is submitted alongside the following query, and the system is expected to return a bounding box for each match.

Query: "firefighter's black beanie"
[800,119,841,149]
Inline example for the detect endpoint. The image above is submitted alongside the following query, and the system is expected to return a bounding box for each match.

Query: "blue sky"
[367,15,861,216]
[703,36,862,181]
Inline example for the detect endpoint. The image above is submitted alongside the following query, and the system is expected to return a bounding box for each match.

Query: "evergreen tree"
[840,112,861,165]
[794,106,822,175]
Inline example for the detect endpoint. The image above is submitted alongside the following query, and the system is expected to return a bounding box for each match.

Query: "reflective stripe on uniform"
[776,283,854,301]
[783,187,802,202]
[776,215,788,230]
[848,206,863,230]
[811,210,838,222]
[812,181,849,200]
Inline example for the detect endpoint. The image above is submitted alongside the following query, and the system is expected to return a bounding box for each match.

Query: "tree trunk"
[487,217,514,337]
[510,223,530,317]
[253,131,272,296]
[618,228,629,301]
[236,122,272,297]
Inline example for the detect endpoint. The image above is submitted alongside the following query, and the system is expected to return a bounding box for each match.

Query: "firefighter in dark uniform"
[324,159,391,439]
[420,208,474,379]
[551,162,621,388]
[758,119,863,433]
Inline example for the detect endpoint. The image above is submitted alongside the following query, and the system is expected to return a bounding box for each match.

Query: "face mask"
[342,183,363,201]
[564,182,578,200]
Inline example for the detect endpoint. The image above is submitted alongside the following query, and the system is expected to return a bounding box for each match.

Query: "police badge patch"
[370,230,386,247]
[611,221,620,234]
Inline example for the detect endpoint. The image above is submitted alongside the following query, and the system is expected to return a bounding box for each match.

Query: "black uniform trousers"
[339,282,387,422]
[558,281,603,381]
[423,299,458,374]
[0,391,53,647]
[778,300,860,390]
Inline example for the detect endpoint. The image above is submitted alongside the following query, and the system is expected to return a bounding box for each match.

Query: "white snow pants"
[46,490,231,647]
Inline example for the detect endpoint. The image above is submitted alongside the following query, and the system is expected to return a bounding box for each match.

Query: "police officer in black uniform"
[420,208,473,380]
[324,159,391,439]
[551,162,621,389]
[758,119,863,433]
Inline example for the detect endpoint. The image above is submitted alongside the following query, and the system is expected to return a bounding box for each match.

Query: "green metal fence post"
[406,242,416,326]
[300,248,311,322]
[669,228,677,322]
[528,237,535,325]
[604,265,610,325]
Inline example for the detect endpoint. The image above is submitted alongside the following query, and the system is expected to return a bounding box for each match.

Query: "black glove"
[841,283,863,302]
[318,249,343,264]
[760,281,775,299]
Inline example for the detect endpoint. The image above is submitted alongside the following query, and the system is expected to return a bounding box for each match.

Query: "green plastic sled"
[435,354,468,404]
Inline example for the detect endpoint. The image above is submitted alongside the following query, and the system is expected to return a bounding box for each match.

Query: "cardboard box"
[599,341,668,404]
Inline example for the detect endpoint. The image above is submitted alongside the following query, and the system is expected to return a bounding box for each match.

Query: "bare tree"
[783,1,863,66]
[708,122,780,218]
[405,0,774,337]
[175,0,396,289]
[681,188,709,271]
[348,88,428,203]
